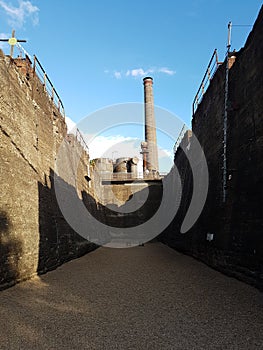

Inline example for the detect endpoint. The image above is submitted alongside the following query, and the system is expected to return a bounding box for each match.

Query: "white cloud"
[65,128,173,173]
[158,67,176,75]
[158,147,174,173]
[126,68,154,77]
[65,116,76,132]
[87,135,141,160]
[114,71,122,79]
[158,147,173,159]
[0,0,39,28]
[130,68,148,77]
[86,134,174,173]
[110,66,176,79]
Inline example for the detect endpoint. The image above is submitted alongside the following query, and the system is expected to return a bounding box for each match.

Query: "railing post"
[192,49,222,116]
[208,67,211,81]
[43,72,46,91]
[215,49,223,66]
[33,55,36,77]
[33,54,65,118]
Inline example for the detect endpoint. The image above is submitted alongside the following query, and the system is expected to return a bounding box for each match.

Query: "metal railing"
[99,172,166,181]
[75,128,89,154]
[1,40,65,117]
[173,124,187,154]
[192,49,222,115]
[33,55,65,117]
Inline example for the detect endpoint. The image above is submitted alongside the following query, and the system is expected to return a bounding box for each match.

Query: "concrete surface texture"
[0,242,263,350]
[0,50,96,287]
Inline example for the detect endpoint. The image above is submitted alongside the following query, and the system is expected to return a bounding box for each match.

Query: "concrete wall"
[160,6,263,289]
[0,51,163,288]
[0,52,96,289]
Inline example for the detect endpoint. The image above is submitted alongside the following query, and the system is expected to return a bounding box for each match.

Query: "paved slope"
[0,242,263,349]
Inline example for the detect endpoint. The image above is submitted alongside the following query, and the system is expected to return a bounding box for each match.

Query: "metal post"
[208,67,211,81]
[44,72,47,90]
[222,21,232,203]
[0,31,27,58]
[10,30,15,58]
[33,55,36,76]
[227,21,232,50]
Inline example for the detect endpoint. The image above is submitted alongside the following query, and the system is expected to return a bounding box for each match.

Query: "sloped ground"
[0,242,263,349]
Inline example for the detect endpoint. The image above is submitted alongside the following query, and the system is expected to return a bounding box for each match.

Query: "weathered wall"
[0,51,164,288]
[87,177,163,246]
[0,51,96,289]
[101,181,163,224]
[160,6,263,289]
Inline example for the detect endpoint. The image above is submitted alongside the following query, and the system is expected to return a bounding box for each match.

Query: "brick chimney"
[143,77,159,173]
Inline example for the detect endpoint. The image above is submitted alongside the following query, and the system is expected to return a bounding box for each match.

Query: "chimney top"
[143,76,153,83]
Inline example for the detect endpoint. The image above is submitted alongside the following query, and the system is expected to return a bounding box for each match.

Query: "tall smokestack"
[143,76,159,173]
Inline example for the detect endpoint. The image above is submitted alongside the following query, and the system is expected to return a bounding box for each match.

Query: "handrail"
[76,128,89,154]
[192,49,222,115]
[173,124,187,154]
[1,41,65,117]
[99,172,166,181]
[33,55,65,117]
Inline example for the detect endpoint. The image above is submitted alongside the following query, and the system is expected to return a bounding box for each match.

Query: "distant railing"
[1,40,65,117]
[192,49,222,115]
[99,172,166,181]
[173,124,187,154]
[33,55,65,117]
[75,128,89,154]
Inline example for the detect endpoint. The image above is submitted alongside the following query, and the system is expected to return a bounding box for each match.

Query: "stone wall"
[0,50,165,288]
[0,51,96,289]
[160,6,263,289]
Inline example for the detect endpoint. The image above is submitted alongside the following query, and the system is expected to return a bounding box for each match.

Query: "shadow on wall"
[37,169,100,274]
[0,166,163,288]
[38,168,164,266]
[0,210,23,289]
[82,183,163,229]
[82,181,163,246]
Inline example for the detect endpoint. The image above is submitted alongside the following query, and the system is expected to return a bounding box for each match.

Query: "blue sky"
[0,0,262,171]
